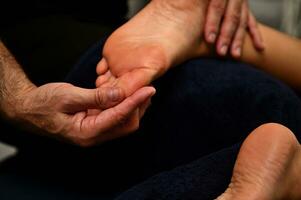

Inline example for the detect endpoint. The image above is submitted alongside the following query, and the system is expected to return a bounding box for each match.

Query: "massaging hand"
[15,83,155,147]
[205,0,264,57]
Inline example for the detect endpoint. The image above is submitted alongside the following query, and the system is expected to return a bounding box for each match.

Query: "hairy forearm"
[0,41,35,118]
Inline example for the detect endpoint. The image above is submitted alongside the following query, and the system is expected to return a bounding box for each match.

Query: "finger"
[62,86,126,113]
[96,58,108,75]
[94,110,140,145]
[95,87,156,134]
[231,2,248,58]
[248,11,265,51]
[217,0,244,56]
[111,110,140,136]
[139,97,152,120]
[205,0,227,43]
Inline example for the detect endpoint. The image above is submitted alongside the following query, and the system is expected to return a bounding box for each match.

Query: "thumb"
[94,86,156,136]
[62,86,125,113]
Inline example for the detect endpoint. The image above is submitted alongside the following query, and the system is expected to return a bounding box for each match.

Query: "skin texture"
[216,123,301,200]
[0,41,155,147]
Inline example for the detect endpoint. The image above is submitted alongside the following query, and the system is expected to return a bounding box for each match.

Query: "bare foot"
[216,123,301,200]
[96,0,209,96]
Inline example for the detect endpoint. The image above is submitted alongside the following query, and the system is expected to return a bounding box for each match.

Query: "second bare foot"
[217,123,301,200]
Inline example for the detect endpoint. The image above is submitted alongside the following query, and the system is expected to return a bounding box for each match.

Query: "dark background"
[0,0,128,85]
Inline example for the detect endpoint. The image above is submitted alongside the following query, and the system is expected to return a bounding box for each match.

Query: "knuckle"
[61,95,74,105]
[239,21,247,29]
[227,13,241,26]
[32,114,64,135]
[210,0,226,16]
[233,37,242,45]
[95,89,106,107]
[220,30,232,42]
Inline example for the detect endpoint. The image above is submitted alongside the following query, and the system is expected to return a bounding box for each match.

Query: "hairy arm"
[201,24,301,90]
[0,41,35,119]
[0,41,155,146]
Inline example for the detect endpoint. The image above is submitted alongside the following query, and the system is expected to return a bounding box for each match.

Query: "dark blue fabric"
[64,40,301,200]
[0,1,128,29]
[116,144,240,200]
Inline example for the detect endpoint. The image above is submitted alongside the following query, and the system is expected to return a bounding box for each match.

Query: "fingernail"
[109,88,122,101]
[208,33,216,43]
[235,47,241,57]
[149,88,156,96]
[144,87,156,99]
[220,45,228,55]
